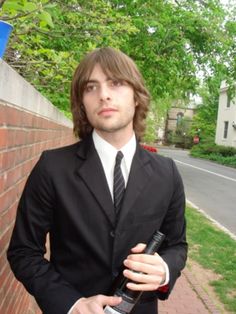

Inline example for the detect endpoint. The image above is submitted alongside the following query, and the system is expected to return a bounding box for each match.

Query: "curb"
[183,268,221,314]
[186,199,236,241]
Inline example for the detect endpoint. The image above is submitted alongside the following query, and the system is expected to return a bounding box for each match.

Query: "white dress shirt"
[92,130,136,199]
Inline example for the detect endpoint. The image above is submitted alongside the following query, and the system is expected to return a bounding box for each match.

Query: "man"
[7,47,187,314]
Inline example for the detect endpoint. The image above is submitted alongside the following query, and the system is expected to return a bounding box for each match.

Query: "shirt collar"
[92,130,136,170]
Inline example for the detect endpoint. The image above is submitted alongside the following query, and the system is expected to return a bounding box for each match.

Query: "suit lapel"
[117,146,152,226]
[75,136,116,227]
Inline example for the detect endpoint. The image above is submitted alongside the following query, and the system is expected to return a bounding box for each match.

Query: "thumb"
[130,243,146,253]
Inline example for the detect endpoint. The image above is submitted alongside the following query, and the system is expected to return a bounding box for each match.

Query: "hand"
[71,294,122,314]
[123,243,166,291]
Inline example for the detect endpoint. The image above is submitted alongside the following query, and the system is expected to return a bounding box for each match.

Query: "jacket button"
[110,230,115,237]
[112,270,119,277]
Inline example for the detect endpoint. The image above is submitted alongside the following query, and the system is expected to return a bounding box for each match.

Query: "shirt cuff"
[67,299,81,314]
[160,260,170,287]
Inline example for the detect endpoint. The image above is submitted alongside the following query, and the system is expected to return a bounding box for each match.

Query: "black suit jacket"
[7,135,187,314]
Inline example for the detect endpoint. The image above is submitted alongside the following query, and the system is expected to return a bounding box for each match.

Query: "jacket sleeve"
[157,159,188,300]
[7,152,81,314]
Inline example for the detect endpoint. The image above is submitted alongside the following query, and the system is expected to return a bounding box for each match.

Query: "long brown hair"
[70,47,150,141]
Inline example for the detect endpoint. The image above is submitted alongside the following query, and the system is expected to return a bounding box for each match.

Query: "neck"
[95,129,134,149]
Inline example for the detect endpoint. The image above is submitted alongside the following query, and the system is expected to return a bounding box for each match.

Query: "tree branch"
[174,0,181,6]
[1,8,39,21]
[1,0,54,20]
[0,0,7,9]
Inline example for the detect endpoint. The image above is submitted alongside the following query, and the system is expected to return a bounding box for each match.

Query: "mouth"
[98,107,118,116]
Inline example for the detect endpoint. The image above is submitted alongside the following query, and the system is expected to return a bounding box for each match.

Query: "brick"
[34,142,43,156]
[4,129,16,149]
[0,254,8,282]
[16,178,27,198]
[27,297,41,314]
[0,282,10,311]
[0,113,75,314]
[3,166,22,192]
[42,119,51,130]
[22,111,33,128]
[15,146,32,166]
[4,106,22,127]
[15,129,28,147]
[15,292,32,314]
[0,201,18,235]
[5,129,31,148]
[0,226,13,252]
[26,130,36,145]
[0,104,6,126]
[32,116,43,129]
[21,159,34,178]
[8,286,26,314]
[0,265,13,301]
[0,172,6,192]
[0,186,18,214]
[0,152,3,173]
[1,277,21,313]
[1,149,16,173]
[0,128,7,150]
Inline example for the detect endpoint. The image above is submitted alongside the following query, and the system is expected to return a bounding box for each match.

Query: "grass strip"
[186,206,236,313]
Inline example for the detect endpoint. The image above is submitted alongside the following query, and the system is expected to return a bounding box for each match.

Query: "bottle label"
[104,305,122,314]
[104,290,135,314]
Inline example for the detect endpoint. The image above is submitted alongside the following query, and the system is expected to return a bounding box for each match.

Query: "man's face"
[82,64,136,138]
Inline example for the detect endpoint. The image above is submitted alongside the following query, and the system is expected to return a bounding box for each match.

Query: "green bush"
[190,143,236,168]
[207,154,236,167]
[166,130,193,149]
[191,143,236,157]
[218,145,236,157]
[191,142,217,154]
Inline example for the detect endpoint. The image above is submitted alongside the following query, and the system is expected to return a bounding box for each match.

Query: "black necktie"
[113,151,125,212]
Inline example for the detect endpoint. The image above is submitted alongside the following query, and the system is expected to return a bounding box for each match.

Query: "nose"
[99,84,111,101]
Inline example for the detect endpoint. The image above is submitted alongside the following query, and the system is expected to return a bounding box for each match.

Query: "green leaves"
[24,2,37,12]
[1,0,236,128]
[1,0,54,29]
[1,0,23,12]
[39,11,54,28]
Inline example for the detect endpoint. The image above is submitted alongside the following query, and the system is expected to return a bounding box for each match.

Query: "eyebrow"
[85,76,118,84]
[85,79,99,84]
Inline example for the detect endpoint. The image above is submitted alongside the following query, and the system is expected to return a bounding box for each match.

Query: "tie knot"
[115,151,123,166]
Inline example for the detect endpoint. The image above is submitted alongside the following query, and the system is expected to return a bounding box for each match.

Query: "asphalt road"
[158,147,236,237]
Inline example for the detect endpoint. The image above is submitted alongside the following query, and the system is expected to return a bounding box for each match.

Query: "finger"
[130,243,146,253]
[96,295,122,307]
[123,267,164,284]
[126,252,163,265]
[124,258,164,276]
[126,281,160,291]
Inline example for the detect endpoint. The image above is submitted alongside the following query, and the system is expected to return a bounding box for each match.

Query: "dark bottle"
[104,230,165,314]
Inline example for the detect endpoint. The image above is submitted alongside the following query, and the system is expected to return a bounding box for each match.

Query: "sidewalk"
[158,267,222,314]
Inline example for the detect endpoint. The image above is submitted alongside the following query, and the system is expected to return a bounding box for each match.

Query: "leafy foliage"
[1,0,236,134]
[190,142,236,167]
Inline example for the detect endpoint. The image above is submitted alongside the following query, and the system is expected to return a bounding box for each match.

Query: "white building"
[215,81,236,148]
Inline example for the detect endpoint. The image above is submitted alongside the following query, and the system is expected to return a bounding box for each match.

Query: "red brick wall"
[0,103,76,314]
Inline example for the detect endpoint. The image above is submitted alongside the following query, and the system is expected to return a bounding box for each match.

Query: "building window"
[223,121,229,139]
[176,112,184,126]
[227,92,231,108]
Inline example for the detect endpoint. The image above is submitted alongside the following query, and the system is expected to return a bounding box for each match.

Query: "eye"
[110,79,123,87]
[84,83,97,93]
